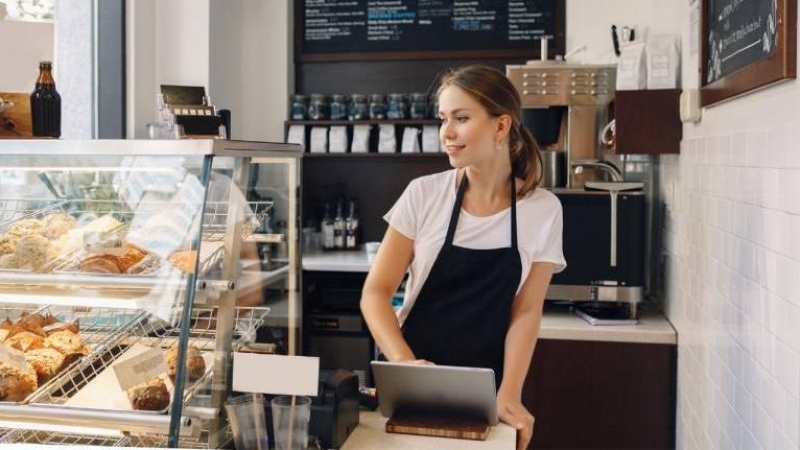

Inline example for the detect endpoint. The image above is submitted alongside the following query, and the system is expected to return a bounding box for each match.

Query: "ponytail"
[509,121,543,197]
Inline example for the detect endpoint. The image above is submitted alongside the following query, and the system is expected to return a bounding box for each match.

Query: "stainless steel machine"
[507,62,646,317]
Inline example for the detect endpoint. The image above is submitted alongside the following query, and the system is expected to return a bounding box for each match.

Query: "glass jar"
[308,93,329,120]
[290,94,309,120]
[330,94,348,121]
[430,98,440,119]
[348,94,368,120]
[386,93,408,120]
[409,93,428,120]
[369,94,387,120]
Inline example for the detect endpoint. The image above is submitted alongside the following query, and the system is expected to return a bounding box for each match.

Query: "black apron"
[401,172,522,385]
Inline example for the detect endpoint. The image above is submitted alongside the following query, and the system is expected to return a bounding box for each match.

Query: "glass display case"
[0,139,302,448]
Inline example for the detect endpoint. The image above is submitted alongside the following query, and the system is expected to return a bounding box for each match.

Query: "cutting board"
[385,411,490,441]
[0,92,33,138]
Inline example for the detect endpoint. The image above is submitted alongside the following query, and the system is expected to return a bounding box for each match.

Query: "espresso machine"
[507,62,646,318]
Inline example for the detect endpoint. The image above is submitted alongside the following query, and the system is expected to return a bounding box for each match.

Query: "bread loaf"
[39,213,76,240]
[127,377,170,411]
[6,219,43,238]
[0,362,38,402]
[5,331,45,352]
[165,343,206,383]
[167,250,197,274]
[25,348,65,384]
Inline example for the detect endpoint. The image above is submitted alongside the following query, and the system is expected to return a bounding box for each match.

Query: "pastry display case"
[0,139,302,448]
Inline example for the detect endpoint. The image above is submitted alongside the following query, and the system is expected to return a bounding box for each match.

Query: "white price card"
[113,347,168,391]
[232,353,319,397]
[0,344,28,371]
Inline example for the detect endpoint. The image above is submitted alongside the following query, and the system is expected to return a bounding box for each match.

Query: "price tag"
[232,353,319,396]
[112,347,168,391]
[0,344,29,371]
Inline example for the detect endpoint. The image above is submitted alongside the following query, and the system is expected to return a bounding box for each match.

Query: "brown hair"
[435,65,543,197]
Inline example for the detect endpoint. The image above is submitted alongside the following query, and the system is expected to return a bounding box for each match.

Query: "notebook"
[371,360,498,439]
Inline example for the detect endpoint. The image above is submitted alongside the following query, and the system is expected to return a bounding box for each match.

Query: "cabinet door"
[524,339,676,449]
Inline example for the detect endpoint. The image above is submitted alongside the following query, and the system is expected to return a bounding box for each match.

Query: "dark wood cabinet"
[524,338,677,450]
[614,89,682,155]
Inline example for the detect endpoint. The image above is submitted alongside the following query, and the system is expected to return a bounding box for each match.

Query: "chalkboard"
[296,0,565,62]
[701,0,796,106]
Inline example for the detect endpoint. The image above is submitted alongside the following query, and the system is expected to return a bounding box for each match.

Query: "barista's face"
[438,85,502,169]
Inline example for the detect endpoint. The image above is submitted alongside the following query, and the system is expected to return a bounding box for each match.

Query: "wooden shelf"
[304,152,444,159]
[286,119,440,126]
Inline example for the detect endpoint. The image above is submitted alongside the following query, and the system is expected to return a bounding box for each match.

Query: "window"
[1,0,56,21]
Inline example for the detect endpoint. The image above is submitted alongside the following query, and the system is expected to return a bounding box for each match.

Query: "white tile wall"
[661,129,800,450]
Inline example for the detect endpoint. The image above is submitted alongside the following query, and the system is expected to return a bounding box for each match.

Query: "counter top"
[303,250,373,272]
[342,411,515,450]
[539,310,676,345]
[302,251,677,346]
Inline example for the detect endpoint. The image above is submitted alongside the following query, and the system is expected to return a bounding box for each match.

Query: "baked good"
[127,377,170,411]
[12,234,50,270]
[25,347,65,384]
[0,235,17,256]
[126,255,163,275]
[0,254,15,269]
[82,215,122,234]
[42,320,80,336]
[6,219,43,238]
[79,255,121,274]
[0,361,38,401]
[114,244,147,273]
[165,343,206,383]
[5,331,45,352]
[45,330,89,368]
[38,213,76,240]
[167,250,197,274]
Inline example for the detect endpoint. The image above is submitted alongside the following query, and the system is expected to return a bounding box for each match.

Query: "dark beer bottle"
[30,61,61,138]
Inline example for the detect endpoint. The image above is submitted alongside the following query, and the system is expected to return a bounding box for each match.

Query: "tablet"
[371,361,498,425]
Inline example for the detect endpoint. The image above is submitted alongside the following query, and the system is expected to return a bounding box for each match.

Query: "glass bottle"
[387,93,408,120]
[308,93,329,120]
[290,94,309,120]
[369,94,387,120]
[345,200,359,250]
[333,201,345,250]
[409,93,428,120]
[348,94,369,121]
[30,61,61,138]
[330,94,347,121]
[321,203,335,250]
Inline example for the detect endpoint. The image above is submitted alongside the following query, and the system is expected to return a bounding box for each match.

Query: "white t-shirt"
[384,169,566,325]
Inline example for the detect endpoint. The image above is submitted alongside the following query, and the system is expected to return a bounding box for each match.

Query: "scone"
[126,255,163,275]
[5,331,45,352]
[165,343,206,383]
[127,377,170,411]
[13,234,50,270]
[6,219,43,238]
[44,330,90,367]
[167,250,197,274]
[38,213,76,240]
[25,348,65,384]
[0,235,17,256]
[0,362,38,402]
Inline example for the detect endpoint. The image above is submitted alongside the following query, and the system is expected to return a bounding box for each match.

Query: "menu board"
[705,0,778,83]
[299,0,561,60]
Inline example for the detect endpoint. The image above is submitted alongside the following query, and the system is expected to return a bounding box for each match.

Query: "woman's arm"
[360,226,417,362]
[497,262,556,450]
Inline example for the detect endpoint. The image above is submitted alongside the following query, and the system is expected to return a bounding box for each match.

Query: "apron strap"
[446,171,519,250]
[445,171,469,246]
[510,176,518,250]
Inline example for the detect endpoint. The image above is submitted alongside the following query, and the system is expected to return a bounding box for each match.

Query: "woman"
[360,65,566,450]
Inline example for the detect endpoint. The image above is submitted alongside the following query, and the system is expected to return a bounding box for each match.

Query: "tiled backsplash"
[660,128,800,450]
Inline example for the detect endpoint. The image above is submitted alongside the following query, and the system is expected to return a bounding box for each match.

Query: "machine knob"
[590,89,597,95]
[523,81,529,87]
[571,90,577,95]
[523,90,530,95]
[523,73,529,78]
[541,81,548,87]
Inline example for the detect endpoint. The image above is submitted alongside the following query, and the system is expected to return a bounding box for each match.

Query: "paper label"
[113,347,168,391]
[232,353,319,396]
[0,344,29,371]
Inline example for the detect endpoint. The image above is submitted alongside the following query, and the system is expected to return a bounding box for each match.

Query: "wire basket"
[28,306,270,410]
[0,429,128,447]
[0,305,133,405]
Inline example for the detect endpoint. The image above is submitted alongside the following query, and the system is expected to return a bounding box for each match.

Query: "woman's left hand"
[497,394,534,450]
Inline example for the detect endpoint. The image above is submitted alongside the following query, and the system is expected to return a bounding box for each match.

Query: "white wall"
[661,2,800,449]
[128,0,290,141]
[0,20,54,92]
